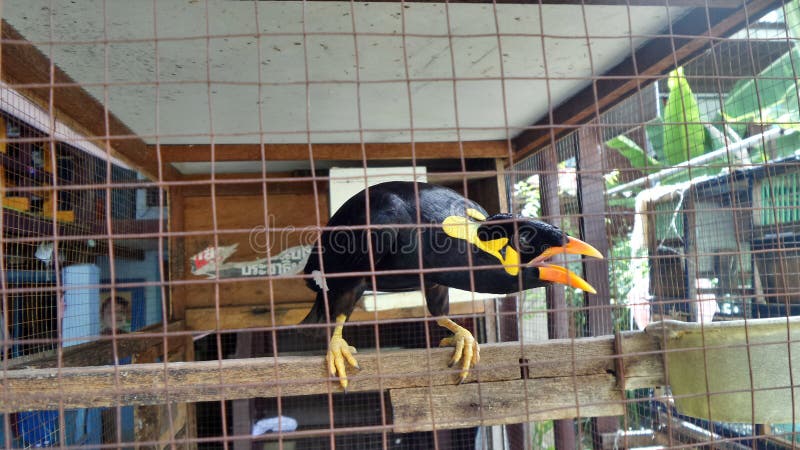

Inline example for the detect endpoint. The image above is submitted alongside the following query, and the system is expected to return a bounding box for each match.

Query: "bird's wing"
[310,191,415,286]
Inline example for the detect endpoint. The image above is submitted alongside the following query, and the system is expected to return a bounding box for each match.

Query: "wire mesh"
[1,0,800,449]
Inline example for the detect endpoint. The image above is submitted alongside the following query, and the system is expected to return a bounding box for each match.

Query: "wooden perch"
[0,331,662,432]
[4,321,185,370]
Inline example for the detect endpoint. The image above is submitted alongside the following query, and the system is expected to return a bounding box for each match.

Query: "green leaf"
[607,196,637,210]
[724,46,800,133]
[606,135,663,173]
[663,67,706,165]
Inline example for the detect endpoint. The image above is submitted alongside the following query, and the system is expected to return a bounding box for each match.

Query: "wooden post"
[132,327,193,448]
[495,158,509,214]
[494,157,522,450]
[577,124,617,448]
[183,335,198,450]
[539,145,577,450]
[498,296,527,449]
[538,146,572,340]
[577,124,613,335]
[168,186,186,320]
[232,332,254,450]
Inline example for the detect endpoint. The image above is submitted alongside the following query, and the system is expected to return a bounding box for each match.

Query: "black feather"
[301,181,568,324]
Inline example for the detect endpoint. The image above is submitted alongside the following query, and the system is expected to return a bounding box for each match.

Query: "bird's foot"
[327,335,359,390]
[439,326,480,384]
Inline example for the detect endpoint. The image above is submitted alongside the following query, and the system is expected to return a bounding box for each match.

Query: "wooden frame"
[158,141,510,163]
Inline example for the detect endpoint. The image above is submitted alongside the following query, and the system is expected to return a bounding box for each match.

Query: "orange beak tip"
[538,264,598,294]
[566,236,604,260]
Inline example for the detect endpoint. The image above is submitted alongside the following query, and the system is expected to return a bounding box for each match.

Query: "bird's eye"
[517,231,537,252]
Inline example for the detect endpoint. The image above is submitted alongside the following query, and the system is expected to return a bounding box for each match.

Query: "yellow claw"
[327,314,358,390]
[327,335,359,390]
[438,319,480,384]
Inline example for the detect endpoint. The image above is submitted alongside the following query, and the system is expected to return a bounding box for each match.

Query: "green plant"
[606,0,800,189]
[663,67,706,165]
[605,66,726,190]
[605,136,662,174]
[530,420,556,450]
[513,175,541,218]
[609,237,637,331]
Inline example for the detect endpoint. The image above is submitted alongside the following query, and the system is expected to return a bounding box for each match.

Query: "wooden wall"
[170,178,328,320]
[169,172,503,329]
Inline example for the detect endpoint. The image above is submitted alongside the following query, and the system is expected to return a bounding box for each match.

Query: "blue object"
[17,411,59,447]
[62,264,101,346]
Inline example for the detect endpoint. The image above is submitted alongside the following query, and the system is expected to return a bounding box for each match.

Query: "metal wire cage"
[1,0,800,449]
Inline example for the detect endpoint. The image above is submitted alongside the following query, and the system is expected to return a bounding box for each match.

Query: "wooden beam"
[216,0,745,5]
[0,331,661,413]
[184,301,487,331]
[3,321,185,370]
[0,21,178,181]
[169,187,186,320]
[391,375,624,432]
[512,0,781,158]
[177,174,326,197]
[159,141,510,163]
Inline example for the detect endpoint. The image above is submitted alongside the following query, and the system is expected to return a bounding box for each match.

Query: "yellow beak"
[529,236,603,294]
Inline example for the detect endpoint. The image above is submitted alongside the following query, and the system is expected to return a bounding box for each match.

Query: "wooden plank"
[512,0,780,159]
[180,193,327,307]
[0,332,663,413]
[159,0,744,5]
[157,405,188,449]
[4,321,185,369]
[391,374,624,432]
[620,323,667,390]
[134,338,191,449]
[168,186,187,319]
[159,141,510,163]
[0,22,178,181]
[184,300,486,331]
[178,175,326,198]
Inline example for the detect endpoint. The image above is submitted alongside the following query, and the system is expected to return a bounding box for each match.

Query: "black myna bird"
[302,181,602,389]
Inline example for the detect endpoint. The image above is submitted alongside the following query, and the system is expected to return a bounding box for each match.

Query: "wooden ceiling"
[0,0,780,180]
